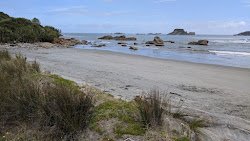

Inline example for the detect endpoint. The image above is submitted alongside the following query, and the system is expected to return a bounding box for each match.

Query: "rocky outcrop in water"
[168,29,195,35]
[98,35,136,41]
[145,36,164,46]
[234,31,250,36]
[188,40,209,45]
[52,38,84,46]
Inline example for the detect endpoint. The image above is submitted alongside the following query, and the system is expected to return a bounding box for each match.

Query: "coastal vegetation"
[0,50,205,140]
[0,12,61,43]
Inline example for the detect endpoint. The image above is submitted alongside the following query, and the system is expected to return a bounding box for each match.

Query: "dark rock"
[188,41,198,45]
[234,31,250,36]
[113,35,136,41]
[98,35,113,40]
[118,41,127,44]
[129,46,138,50]
[187,47,192,48]
[153,36,164,44]
[98,35,136,41]
[52,38,81,46]
[134,43,138,45]
[155,44,165,46]
[146,45,150,46]
[197,40,208,45]
[114,35,126,40]
[145,36,164,45]
[188,40,208,46]
[168,29,195,35]
[121,44,127,46]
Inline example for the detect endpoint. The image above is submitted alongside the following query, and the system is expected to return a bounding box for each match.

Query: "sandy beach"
[5,46,250,140]
[9,47,250,120]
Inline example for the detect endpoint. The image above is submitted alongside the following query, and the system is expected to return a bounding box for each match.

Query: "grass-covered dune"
[0,12,61,43]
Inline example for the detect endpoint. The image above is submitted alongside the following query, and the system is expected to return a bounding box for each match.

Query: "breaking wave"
[209,50,250,56]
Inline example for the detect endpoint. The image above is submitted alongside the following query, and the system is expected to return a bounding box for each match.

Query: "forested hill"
[0,12,61,43]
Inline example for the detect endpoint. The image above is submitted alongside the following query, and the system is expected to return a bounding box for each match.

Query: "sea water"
[63,33,250,68]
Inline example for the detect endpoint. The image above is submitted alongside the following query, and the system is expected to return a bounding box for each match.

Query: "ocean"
[63,33,250,69]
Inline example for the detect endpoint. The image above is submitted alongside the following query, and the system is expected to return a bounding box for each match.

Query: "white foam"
[211,39,250,44]
[209,50,250,56]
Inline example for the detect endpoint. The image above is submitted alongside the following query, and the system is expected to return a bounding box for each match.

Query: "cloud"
[183,20,249,34]
[153,0,176,3]
[243,1,250,7]
[48,6,88,15]
[48,6,131,17]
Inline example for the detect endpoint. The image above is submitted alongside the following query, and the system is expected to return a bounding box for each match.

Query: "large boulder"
[114,35,126,40]
[153,36,164,44]
[145,36,164,46]
[188,40,209,46]
[197,40,209,45]
[114,36,136,41]
[98,35,113,40]
[188,41,198,45]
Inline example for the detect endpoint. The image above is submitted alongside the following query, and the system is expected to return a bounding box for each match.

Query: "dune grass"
[134,89,169,128]
[0,50,94,140]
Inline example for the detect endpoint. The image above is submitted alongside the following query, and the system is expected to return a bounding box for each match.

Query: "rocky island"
[168,29,195,35]
[98,35,136,41]
[234,31,250,36]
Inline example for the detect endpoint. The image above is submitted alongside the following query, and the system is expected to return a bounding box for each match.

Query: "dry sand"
[9,47,250,140]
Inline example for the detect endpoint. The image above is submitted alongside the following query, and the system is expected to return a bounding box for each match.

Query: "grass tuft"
[187,118,207,131]
[134,89,169,128]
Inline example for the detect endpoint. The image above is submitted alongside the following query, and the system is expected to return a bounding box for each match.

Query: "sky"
[0,0,250,34]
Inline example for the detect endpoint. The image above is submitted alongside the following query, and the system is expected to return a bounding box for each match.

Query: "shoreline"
[79,48,250,70]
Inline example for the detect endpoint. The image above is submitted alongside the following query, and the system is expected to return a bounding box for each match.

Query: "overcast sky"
[0,0,249,34]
